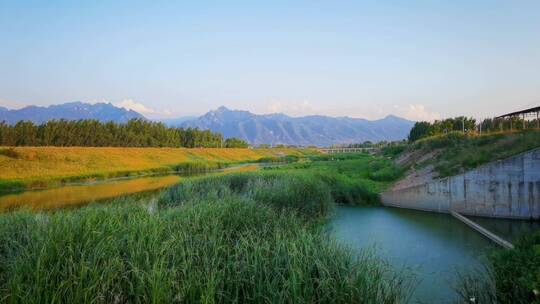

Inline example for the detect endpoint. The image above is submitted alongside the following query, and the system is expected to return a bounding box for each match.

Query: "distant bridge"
[318,147,377,154]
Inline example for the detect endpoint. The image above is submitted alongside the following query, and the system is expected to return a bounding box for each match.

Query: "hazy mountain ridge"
[0,102,415,146]
[0,102,144,124]
[182,107,414,146]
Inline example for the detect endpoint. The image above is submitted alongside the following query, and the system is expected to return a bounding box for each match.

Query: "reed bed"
[0,198,409,303]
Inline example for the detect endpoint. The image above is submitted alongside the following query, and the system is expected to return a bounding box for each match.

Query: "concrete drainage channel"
[381,147,540,249]
[450,211,514,249]
[381,147,540,220]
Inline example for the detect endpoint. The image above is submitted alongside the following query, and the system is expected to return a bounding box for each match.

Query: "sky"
[1,1,539,121]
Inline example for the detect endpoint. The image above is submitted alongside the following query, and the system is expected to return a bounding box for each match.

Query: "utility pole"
[479,118,482,134]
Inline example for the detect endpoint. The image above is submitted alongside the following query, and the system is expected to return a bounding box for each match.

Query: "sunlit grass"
[0,147,317,190]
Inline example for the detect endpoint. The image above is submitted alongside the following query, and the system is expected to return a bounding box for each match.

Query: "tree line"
[408,116,540,142]
[0,119,249,148]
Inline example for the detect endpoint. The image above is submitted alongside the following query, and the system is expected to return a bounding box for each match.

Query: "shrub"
[159,171,333,218]
[0,147,20,159]
[490,232,540,303]
[456,231,540,304]
[369,166,405,182]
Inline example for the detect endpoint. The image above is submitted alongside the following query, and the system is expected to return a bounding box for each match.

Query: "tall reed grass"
[455,231,540,304]
[0,198,409,303]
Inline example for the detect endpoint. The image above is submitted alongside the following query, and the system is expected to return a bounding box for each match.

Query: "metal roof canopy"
[496,105,540,118]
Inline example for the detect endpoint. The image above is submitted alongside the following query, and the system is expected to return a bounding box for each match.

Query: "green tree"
[408,121,432,142]
[224,137,249,148]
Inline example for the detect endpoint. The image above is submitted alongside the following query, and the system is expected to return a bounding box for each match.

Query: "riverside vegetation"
[0,147,316,191]
[0,153,412,303]
[456,231,540,304]
[398,129,540,177]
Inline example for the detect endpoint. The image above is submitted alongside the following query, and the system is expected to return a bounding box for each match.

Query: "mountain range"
[0,102,143,124]
[181,106,414,146]
[0,102,415,146]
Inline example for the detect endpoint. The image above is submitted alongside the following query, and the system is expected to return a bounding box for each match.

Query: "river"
[330,205,540,303]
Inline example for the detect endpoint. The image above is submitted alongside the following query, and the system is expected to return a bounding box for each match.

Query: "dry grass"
[0,147,315,188]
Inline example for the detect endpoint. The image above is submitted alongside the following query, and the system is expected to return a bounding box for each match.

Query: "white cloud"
[115,99,157,114]
[264,100,319,116]
[404,104,441,122]
[114,99,174,118]
[0,99,26,109]
[263,101,441,122]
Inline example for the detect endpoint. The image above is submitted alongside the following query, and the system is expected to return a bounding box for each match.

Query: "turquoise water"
[330,206,538,303]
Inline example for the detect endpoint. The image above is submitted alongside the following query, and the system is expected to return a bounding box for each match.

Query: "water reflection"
[0,175,181,211]
[471,216,540,242]
[0,164,260,211]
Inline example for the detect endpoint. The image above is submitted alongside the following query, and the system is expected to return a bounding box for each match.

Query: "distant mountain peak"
[0,101,145,124]
[382,114,402,120]
[216,105,230,111]
[182,108,414,146]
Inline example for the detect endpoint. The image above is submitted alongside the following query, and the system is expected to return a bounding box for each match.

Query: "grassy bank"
[0,147,317,191]
[403,130,540,177]
[0,154,409,303]
[456,231,540,304]
[160,153,404,213]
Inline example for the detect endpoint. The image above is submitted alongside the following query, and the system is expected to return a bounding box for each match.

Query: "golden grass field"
[0,147,316,189]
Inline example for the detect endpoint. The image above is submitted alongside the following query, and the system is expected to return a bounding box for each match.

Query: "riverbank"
[0,147,317,191]
[0,153,410,303]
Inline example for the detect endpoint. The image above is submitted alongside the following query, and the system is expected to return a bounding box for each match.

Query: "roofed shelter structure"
[496,105,540,129]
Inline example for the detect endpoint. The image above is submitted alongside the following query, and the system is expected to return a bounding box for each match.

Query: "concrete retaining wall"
[381,148,540,219]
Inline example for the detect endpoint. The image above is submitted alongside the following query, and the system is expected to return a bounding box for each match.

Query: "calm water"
[0,164,260,211]
[0,175,182,211]
[330,206,539,304]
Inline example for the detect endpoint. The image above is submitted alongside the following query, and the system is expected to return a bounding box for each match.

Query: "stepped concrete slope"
[381,147,540,219]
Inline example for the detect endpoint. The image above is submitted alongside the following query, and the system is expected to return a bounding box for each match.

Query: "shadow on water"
[469,215,540,242]
[329,205,539,304]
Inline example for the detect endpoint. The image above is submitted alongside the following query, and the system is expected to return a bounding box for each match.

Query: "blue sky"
[1,1,539,120]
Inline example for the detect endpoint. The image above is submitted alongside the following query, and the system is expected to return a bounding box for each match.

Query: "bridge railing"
[318,147,378,154]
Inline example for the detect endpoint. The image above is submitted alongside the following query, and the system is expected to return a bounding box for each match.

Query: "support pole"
[510,117,513,131]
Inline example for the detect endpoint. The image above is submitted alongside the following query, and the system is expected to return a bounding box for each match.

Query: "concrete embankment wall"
[381,148,540,219]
